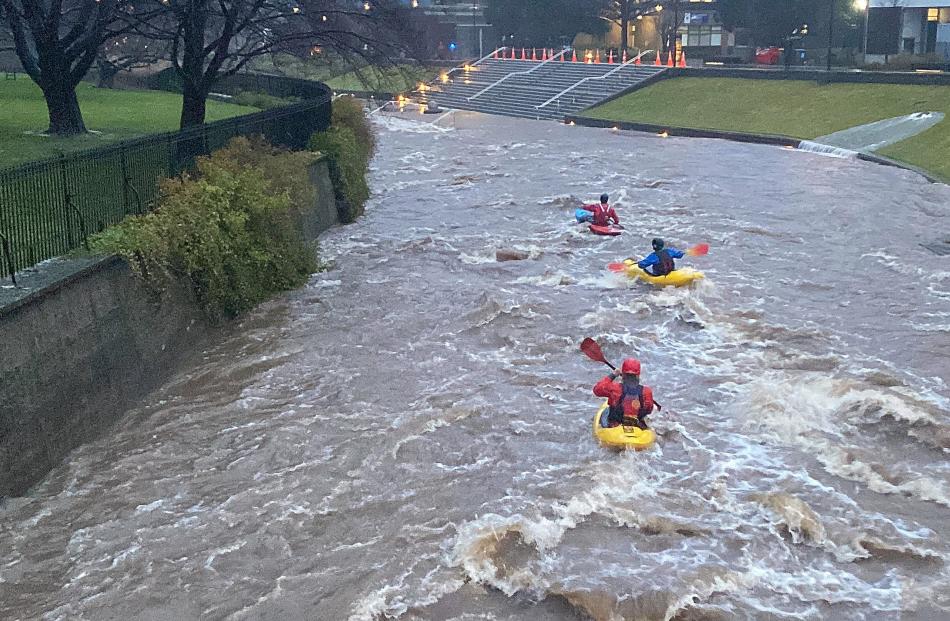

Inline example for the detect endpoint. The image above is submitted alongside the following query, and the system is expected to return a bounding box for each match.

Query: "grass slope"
[0,79,257,167]
[585,78,950,181]
[325,65,440,92]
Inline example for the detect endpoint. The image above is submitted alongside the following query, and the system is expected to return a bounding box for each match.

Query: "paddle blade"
[687,243,710,257]
[580,338,607,363]
[607,262,628,273]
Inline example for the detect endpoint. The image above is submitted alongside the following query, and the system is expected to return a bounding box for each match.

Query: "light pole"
[827,0,835,71]
[855,0,869,56]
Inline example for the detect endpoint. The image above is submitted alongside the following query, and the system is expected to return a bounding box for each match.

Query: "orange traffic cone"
[655,51,662,66]
[571,49,578,62]
[666,51,674,67]
[521,48,526,60]
[492,49,498,59]
[622,50,628,64]
[608,50,614,64]
[541,48,547,61]
[595,49,601,63]
[560,49,565,61]
[510,47,516,60]
[531,48,537,61]
[678,50,687,68]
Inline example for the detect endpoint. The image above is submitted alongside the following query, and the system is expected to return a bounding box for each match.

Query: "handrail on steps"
[444,46,508,82]
[368,47,508,116]
[468,48,570,101]
[535,49,656,109]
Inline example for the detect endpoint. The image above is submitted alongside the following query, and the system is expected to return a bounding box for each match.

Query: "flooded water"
[1,112,949,621]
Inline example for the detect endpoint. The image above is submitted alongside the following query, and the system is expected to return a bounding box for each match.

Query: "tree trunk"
[180,84,208,128]
[620,1,629,53]
[97,60,119,89]
[42,84,87,136]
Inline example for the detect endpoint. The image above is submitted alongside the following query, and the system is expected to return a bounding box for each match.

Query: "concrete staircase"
[417,56,666,121]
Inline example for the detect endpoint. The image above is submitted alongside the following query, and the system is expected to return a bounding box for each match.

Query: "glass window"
[928,8,939,21]
[679,25,721,47]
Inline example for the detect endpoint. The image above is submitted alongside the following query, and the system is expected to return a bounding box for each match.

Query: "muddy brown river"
[1,112,948,620]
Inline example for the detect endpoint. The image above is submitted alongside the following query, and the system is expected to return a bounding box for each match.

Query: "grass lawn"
[0,78,257,168]
[585,78,950,182]
[325,65,441,93]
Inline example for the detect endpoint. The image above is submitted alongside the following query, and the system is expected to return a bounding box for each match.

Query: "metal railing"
[536,50,656,109]
[0,93,331,278]
[468,48,570,100]
[367,47,509,117]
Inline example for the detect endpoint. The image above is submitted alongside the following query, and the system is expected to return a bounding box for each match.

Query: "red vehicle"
[754,47,783,65]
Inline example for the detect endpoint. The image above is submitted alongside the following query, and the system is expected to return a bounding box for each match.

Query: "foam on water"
[3,112,949,621]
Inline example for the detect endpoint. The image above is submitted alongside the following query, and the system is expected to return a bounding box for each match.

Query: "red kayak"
[589,224,623,236]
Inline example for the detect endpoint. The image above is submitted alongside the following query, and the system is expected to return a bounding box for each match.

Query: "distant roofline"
[870,0,950,8]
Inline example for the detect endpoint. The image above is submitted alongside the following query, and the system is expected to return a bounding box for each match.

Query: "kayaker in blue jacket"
[637,238,684,276]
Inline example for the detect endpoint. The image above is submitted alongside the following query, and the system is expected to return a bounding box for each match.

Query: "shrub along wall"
[0,99,376,496]
[91,137,321,322]
[0,138,343,497]
[308,96,375,223]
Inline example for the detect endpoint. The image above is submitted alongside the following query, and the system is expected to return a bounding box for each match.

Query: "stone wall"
[0,158,339,497]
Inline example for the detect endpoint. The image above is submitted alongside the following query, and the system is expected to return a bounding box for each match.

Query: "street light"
[826,0,834,72]
[855,0,870,56]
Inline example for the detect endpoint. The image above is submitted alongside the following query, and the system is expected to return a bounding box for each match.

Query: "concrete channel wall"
[0,158,340,498]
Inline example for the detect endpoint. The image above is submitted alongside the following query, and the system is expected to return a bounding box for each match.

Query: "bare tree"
[0,0,132,135]
[129,0,418,129]
[604,1,665,53]
[96,33,166,88]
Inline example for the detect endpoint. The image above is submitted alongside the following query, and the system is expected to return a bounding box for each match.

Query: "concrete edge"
[588,68,672,109]
[564,115,802,148]
[854,152,943,184]
[0,255,123,321]
[333,89,398,100]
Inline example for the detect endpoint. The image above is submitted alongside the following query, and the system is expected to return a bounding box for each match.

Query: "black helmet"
[599,193,609,204]
[652,238,664,250]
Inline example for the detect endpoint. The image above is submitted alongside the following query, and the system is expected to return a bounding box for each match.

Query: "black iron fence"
[0,89,331,278]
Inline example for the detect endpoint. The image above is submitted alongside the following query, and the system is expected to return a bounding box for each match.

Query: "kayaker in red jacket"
[593,358,657,429]
[581,194,620,228]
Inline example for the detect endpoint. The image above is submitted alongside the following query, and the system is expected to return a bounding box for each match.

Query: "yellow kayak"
[622,259,704,287]
[593,401,656,451]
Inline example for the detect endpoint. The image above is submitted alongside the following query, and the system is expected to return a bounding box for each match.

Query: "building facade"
[401,0,493,59]
[867,0,950,61]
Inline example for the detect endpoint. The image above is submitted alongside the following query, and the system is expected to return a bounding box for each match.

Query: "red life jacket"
[591,204,611,227]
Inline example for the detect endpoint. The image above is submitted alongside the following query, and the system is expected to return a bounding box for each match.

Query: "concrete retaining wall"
[0,158,339,497]
[566,115,801,148]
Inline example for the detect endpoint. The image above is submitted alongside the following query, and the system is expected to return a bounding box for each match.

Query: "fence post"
[58,155,73,249]
[202,124,209,154]
[120,144,130,213]
[167,133,176,176]
[0,232,16,286]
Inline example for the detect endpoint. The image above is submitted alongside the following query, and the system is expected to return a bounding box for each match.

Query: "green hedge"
[231,90,301,110]
[308,96,374,222]
[91,137,319,322]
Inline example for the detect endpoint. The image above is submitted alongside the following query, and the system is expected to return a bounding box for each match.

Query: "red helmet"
[621,358,641,375]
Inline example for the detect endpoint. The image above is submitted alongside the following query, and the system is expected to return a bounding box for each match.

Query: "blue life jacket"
[609,384,649,424]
